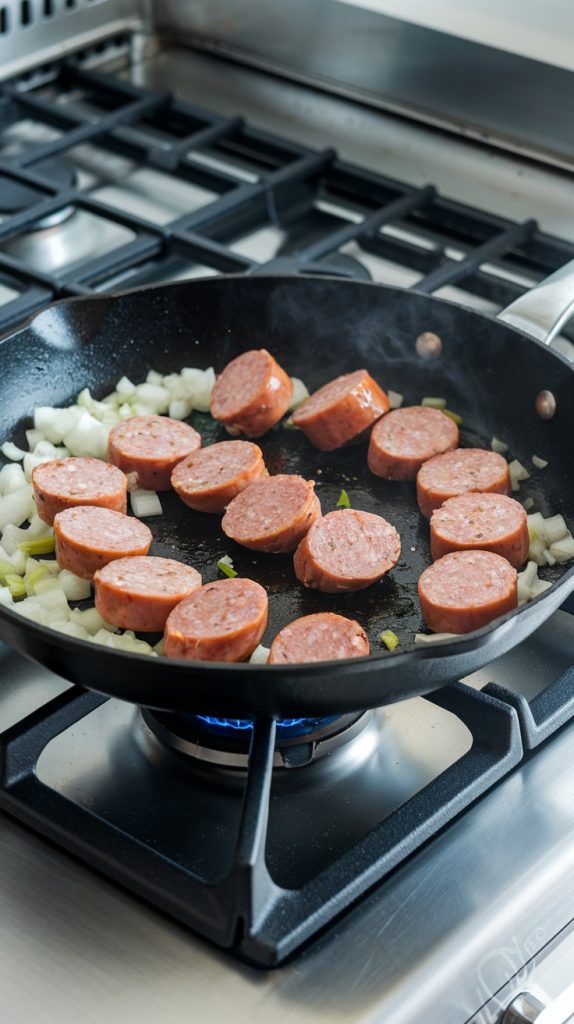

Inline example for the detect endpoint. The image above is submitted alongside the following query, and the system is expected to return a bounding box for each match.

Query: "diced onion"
[414,632,457,644]
[169,398,192,420]
[522,497,534,511]
[509,459,530,492]
[249,644,270,664]
[532,455,548,470]
[58,570,91,602]
[0,463,27,494]
[421,397,446,409]
[1,441,26,461]
[130,489,163,517]
[491,437,509,454]
[549,534,574,563]
[387,390,404,409]
[287,378,310,412]
[543,514,568,544]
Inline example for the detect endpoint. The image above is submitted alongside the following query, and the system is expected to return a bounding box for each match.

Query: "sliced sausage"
[164,577,268,662]
[430,492,528,568]
[54,506,152,579]
[33,457,127,526]
[416,448,510,519]
[292,369,390,451]
[210,349,292,438]
[171,440,267,514]
[368,405,459,480]
[222,474,320,553]
[268,612,369,664]
[108,415,201,491]
[95,555,201,632]
[418,549,517,634]
[294,509,401,593]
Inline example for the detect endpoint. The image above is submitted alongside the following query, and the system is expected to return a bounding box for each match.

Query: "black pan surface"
[0,275,573,716]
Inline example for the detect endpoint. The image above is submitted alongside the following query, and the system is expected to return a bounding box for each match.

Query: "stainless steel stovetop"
[2,41,574,1024]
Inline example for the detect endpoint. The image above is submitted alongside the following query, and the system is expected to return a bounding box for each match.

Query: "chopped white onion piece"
[414,632,457,645]
[548,534,574,563]
[528,535,547,566]
[51,620,91,640]
[490,437,509,454]
[542,549,557,567]
[527,512,546,539]
[508,459,530,492]
[387,390,404,409]
[522,497,535,511]
[532,455,548,470]
[169,398,193,420]
[58,570,91,602]
[116,375,136,397]
[153,637,165,656]
[249,644,270,664]
[69,607,117,635]
[288,378,310,412]
[0,586,13,606]
[63,411,109,460]
[23,451,58,481]
[542,514,568,544]
[0,488,34,530]
[163,374,188,401]
[0,463,27,494]
[1,441,26,462]
[130,489,163,517]
[26,428,44,450]
[135,383,170,412]
[530,579,553,597]
[146,369,164,386]
[421,397,447,409]
[35,588,70,614]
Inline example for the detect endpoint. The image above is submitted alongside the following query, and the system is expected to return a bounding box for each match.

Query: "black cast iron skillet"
[1,274,573,717]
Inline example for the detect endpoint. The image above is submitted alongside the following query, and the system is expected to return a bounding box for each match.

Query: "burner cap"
[142,709,369,770]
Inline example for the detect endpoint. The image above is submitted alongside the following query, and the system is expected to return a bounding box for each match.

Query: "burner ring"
[141,708,370,770]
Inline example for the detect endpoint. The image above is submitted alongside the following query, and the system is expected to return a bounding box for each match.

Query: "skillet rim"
[0,273,572,684]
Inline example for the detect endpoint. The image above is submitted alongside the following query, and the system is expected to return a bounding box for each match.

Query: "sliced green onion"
[0,559,19,583]
[6,574,26,599]
[421,397,446,409]
[336,488,351,509]
[217,558,238,579]
[25,565,48,595]
[18,535,56,556]
[442,409,462,425]
[379,629,399,651]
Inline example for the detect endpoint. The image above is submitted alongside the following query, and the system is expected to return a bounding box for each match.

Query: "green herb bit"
[336,488,351,509]
[442,409,462,425]
[217,558,238,579]
[379,629,399,651]
[18,535,56,556]
[6,574,26,599]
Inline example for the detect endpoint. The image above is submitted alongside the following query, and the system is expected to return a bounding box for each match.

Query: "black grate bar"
[175,233,257,273]
[13,93,172,167]
[298,184,436,264]
[414,219,538,294]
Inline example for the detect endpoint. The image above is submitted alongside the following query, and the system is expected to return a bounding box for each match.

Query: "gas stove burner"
[0,157,77,228]
[141,708,370,769]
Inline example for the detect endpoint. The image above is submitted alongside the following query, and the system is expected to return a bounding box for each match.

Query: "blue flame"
[197,716,308,731]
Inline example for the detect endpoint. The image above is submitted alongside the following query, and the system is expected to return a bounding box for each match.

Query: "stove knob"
[501,981,574,1023]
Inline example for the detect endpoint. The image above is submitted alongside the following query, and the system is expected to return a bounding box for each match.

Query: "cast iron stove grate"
[0,680,521,966]
[0,62,573,334]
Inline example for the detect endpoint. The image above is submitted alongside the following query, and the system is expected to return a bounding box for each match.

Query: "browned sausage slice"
[268,612,369,664]
[416,448,510,518]
[164,577,268,662]
[108,415,201,491]
[33,457,127,526]
[294,509,401,593]
[222,474,320,553]
[418,550,517,634]
[210,349,292,437]
[430,492,528,567]
[95,556,202,632]
[54,506,152,579]
[368,406,459,480]
[171,440,267,513]
[292,369,390,451]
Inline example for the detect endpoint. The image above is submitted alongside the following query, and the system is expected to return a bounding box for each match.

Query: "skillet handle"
[497,258,574,345]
